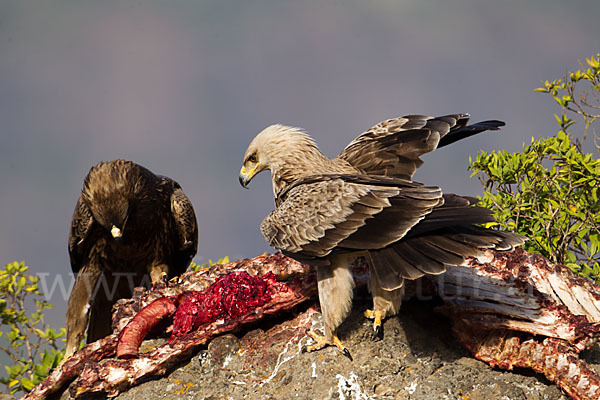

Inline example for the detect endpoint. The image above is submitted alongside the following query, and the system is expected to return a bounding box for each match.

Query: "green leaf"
[469,107,600,282]
[20,377,34,391]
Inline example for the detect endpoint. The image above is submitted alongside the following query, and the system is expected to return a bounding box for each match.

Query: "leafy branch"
[534,54,600,151]
[0,261,65,394]
[189,256,230,272]
[470,55,600,281]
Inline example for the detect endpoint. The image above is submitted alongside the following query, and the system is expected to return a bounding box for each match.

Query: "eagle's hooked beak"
[239,163,259,189]
[111,225,122,239]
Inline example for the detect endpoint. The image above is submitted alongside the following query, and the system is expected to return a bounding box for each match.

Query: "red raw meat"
[171,271,275,339]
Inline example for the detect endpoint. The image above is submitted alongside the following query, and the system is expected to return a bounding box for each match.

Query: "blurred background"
[1,0,599,330]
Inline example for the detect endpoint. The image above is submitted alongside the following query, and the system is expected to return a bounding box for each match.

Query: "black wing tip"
[475,120,506,130]
[437,118,505,148]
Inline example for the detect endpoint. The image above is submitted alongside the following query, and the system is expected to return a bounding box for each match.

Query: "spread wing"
[336,114,504,180]
[68,195,95,275]
[260,175,443,259]
[170,182,198,273]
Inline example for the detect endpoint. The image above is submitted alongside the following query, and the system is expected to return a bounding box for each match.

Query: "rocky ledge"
[99,292,584,400]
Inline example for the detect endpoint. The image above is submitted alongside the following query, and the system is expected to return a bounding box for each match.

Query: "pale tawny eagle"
[239,114,525,358]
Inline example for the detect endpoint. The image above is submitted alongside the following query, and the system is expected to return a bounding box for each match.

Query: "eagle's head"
[82,160,144,241]
[89,194,129,240]
[239,124,323,197]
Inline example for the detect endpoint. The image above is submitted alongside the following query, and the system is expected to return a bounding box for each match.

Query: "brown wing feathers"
[262,176,445,259]
[68,196,95,274]
[262,179,396,257]
[368,191,524,290]
[370,222,525,291]
[338,185,443,249]
[252,117,523,291]
[337,114,504,180]
[169,184,199,276]
[66,160,198,357]
[263,168,524,281]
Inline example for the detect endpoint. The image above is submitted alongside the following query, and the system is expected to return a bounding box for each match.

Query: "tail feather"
[370,226,526,292]
[368,250,406,290]
[393,241,446,275]
[403,237,465,265]
[65,262,102,358]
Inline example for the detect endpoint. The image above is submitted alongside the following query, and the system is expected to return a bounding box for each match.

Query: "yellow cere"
[240,163,259,178]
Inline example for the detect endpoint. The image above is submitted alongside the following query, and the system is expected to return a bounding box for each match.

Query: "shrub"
[0,261,65,394]
[189,256,230,272]
[469,55,600,280]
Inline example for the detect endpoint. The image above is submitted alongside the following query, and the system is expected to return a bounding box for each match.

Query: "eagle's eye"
[247,153,257,164]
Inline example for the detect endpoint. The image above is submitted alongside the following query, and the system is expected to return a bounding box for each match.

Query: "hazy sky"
[1,0,599,330]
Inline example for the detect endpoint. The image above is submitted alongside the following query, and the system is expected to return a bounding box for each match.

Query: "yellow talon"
[302,330,352,361]
[364,309,386,339]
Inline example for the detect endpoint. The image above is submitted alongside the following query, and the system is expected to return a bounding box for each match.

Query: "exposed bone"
[22,334,119,400]
[452,324,600,400]
[23,249,600,400]
[24,254,318,400]
[432,248,600,400]
[434,249,600,351]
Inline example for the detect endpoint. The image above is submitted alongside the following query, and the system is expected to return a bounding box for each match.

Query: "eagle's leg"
[303,254,356,360]
[365,258,403,340]
[64,262,102,360]
[87,270,135,343]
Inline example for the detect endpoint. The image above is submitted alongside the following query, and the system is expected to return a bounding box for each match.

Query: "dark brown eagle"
[239,114,525,359]
[65,160,198,358]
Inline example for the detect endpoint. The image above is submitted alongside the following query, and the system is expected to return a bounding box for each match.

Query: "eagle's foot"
[364,309,385,340]
[302,330,352,361]
[150,266,169,287]
[150,271,169,289]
